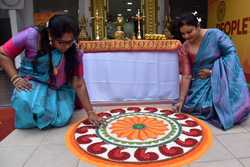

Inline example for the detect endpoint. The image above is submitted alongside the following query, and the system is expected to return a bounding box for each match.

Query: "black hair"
[170,18,185,42]
[36,14,80,82]
[32,25,50,74]
[48,14,80,40]
[177,12,200,29]
[172,12,201,43]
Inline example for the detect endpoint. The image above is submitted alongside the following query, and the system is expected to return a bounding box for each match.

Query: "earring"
[49,37,52,45]
[48,33,52,45]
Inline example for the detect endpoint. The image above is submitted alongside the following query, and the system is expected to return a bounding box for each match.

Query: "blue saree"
[183,28,250,130]
[12,50,75,129]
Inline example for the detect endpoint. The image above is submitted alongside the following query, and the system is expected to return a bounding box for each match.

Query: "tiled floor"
[1,104,250,167]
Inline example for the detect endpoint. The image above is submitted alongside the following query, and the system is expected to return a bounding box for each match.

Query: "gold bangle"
[179,97,185,101]
[86,110,94,114]
[10,74,19,82]
[182,75,192,79]
[12,77,22,86]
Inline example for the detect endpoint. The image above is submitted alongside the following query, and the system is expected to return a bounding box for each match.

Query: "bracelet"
[12,77,22,86]
[182,75,192,79]
[179,97,185,102]
[86,110,94,114]
[10,74,19,82]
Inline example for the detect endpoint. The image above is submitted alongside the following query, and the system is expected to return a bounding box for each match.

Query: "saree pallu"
[183,28,250,130]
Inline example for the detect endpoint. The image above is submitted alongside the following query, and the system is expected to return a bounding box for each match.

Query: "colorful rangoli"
[66,107,212,167]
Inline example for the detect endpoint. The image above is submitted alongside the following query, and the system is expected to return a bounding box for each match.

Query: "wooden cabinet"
[0,107,15,141]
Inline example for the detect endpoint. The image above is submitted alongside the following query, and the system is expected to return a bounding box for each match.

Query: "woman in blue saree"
[176,12,250,130]
[0,14,102,129]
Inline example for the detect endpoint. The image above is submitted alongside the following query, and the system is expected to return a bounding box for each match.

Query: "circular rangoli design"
[66,106,212,167]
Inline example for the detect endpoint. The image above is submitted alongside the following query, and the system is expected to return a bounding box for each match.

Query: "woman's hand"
[72,77,106,127]
[175,99,184,113]
[12,76,32,91]
[198,69,212,79]
[87,111,105,127]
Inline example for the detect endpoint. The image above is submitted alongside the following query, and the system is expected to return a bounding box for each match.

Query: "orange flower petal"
[115,129,134,138]
[149,126,167,131]
[150,129,167,134]
[144,128,162,138]
[144,120,164,126]
[139,117,148,124]
[129,116,141,124]
[143,118,159,125]
[149,120,165,125]
[117,118,134,125]
[111,124,132,129]
[127,130,140,140]
[138,130,148,140]
[111,127,131,132]
[111,127,133,131]
[110,123,128,129]
[137,116,146,123]
[141,128,152,139]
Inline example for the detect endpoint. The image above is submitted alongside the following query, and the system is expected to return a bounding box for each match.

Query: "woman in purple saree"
[176,12,250,130]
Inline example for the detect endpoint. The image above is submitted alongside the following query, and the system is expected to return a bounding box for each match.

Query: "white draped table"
[79,40,181,103]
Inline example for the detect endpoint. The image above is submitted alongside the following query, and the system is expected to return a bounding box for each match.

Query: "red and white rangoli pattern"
[68,106,210,164]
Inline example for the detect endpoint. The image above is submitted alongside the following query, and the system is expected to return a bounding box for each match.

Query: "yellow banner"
[208,0,250,82]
